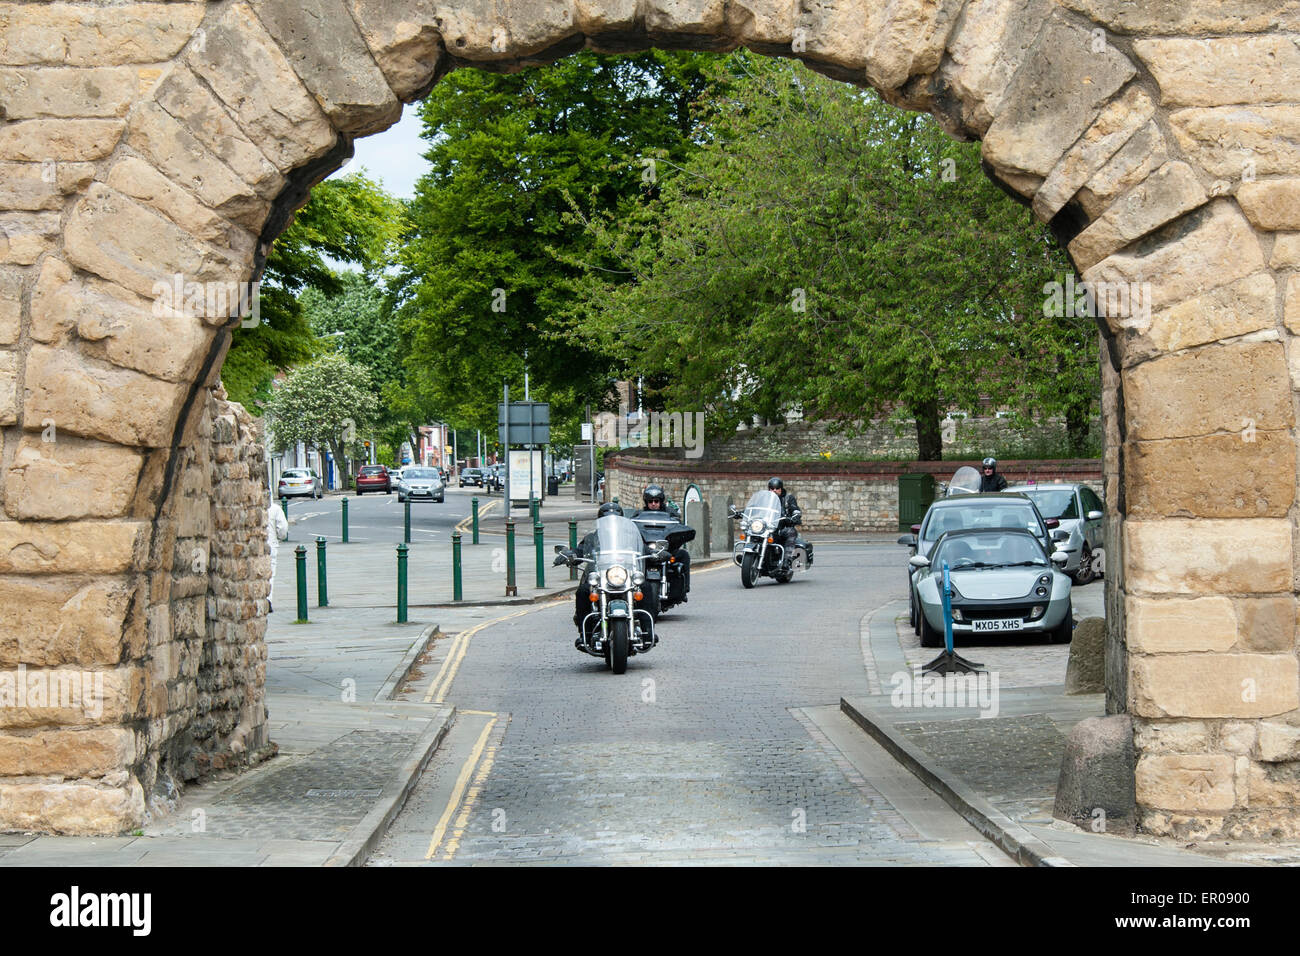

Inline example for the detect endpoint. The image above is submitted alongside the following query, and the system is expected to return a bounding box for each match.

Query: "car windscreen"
[1022,489,1077,520]
[924,502,1045,541]
[931,532,1047,569]
[405,469,437,479]
[360,467,385,474]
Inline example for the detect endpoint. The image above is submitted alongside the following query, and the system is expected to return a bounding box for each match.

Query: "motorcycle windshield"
[592,515,644,571]
[948,466,982,496]
[743,490,783,525]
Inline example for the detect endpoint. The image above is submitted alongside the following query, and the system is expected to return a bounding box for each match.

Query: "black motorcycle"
[729,490,810,588]
[554,513,663,674]
[628,511,696,619]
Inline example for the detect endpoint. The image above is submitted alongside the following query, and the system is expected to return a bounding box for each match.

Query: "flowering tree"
[265,354,379,482]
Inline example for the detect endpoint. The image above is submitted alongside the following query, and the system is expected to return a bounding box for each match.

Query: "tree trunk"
[913,398,943,461]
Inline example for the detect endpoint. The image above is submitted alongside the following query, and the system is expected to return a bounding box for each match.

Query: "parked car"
[398,467,445,503]
[277,468,322,499]
[897,492,1059,636]
[391,467,407,494]
[1008,483,1105,585]
[910,527,1073,647]
[355,464,392,495]
[459,467,484,488]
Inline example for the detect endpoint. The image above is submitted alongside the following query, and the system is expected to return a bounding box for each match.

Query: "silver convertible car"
[909,528,1073,648]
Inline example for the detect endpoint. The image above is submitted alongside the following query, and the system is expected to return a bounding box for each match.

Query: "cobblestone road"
[370,541,1021,865]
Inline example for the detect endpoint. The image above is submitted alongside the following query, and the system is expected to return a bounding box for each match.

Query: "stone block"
[864,0,965,91]
[347,0,447,101]
[1220,721,1257,755]
[1131,653,1299,719]
[254,0,401,135]
[0,779,145,835]
[1136,754,1236,812]
[1125,519,1292,596]
[187,3,338,173]
[106,158,255,258]
[0,519,146,575]
[0,728,134,777]
[938,0,1051,134]
[982,13,1135,179]
[1135,272,1275,357]
[1069,162,1208,271]
[1238,179,1300,232]
[1126,596,1237,654]
[1133,718,1209,754]
[1124,431,1294,519]
[1246,762,1300,807]
[1123,341,1290,442]
[1171,106,1300,180]
[1054,714,1136,835]
[1271,233,1300,269]
[1064,616,1106,693]
[0,575,135,667]
[788,0,874,73]
[5,434,142,520]
[23,344,187,447]
[1287,275,1300,334]
[0,3,202,66]
[1083,202,1265,320]
[0,211,60,264]
[0,161,94,210]
[29,257,216,383]
[1061,0,1300,34]
[0,349,15,425]
[1234,596,1296,653]
[0,267,20,345]
[0,118,122,161]
[0,66,143,118]
[1135,36,1300,108]
[0,665,140,728]
[1258,721,1300,763]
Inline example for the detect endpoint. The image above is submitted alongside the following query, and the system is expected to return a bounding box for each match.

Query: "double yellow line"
[425,710,503,860]
[423,606,535,703]
[454,497,499,534]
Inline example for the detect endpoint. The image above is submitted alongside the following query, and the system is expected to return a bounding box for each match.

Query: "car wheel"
[919,612,943,648]
[1050,602,1074,644]
[908,588,917,631]
[1071,544,1095,586]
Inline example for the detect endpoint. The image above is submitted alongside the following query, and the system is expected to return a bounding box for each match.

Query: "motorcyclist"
[630,484,689,603]
[767,477,810,571]
[572,502,623,627]
[978,457,1008,493]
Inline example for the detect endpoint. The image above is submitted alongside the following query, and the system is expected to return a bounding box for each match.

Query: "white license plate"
[972,618,1023,632]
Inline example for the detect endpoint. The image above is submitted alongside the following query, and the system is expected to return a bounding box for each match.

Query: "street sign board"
[497,402,550,446]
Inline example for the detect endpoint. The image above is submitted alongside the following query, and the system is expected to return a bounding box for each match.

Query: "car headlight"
[605,566,629,588]
[1035,573,1051,597]
[1029,605,1046,620]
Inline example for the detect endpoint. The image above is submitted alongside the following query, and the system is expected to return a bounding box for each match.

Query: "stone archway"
[2,0,1298,838]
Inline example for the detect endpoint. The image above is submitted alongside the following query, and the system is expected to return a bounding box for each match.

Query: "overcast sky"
[335,106,430,200]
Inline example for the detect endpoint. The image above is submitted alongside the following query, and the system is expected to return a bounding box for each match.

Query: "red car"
[355,464,392,495]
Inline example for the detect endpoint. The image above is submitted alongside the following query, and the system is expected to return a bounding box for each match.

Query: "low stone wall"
[604,453,1103,532]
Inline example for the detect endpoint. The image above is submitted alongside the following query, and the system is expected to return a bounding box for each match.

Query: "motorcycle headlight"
[605,566,629,589]
[632,571,645,586]
[751,520,766,534]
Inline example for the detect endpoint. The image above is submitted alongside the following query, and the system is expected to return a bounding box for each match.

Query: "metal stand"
[922,561,984,675]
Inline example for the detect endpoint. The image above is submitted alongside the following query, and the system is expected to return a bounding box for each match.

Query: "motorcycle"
[553,513,663,674]
[628,511,696,619]
[729,490,810,588]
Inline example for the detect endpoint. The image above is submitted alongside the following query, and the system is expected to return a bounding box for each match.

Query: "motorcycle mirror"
[553,545,565,554]
[552,555,568,567]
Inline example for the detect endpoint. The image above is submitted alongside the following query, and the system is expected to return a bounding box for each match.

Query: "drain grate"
[305,788,382,798]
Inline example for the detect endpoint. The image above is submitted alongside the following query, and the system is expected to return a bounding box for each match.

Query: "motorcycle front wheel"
[609,619,630,674]
[740,552,757,589]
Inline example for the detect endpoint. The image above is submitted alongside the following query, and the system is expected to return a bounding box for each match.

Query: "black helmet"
[643,484,666,507]
[982,457,997,470]
[767,477,784,492]
[597,502,624,518]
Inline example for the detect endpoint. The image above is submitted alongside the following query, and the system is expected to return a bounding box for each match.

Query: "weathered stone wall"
[705,416,1102,461]
[605,452,1103,532]
[0,0,1298,838]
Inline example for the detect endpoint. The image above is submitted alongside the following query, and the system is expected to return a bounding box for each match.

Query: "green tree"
[264,354,380,483]
[394,50,722,443]
[569,54,1094,459]
[223,172,407,409]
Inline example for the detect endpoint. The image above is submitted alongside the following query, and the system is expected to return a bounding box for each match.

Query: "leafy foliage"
[264,353,380,480]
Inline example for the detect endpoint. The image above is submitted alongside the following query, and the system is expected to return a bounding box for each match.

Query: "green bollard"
[396,542,409,623]
[404,497,411,544]
[294,544,308,622]
[471,496,480,545]
[568,518,578,581]
[613,496,619,508]
[452,531,463,602]
[341,496,349,543]
[534,521,545,589]
[530,496,538,526]
[505,518,517,597]
[316,536,328,607]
